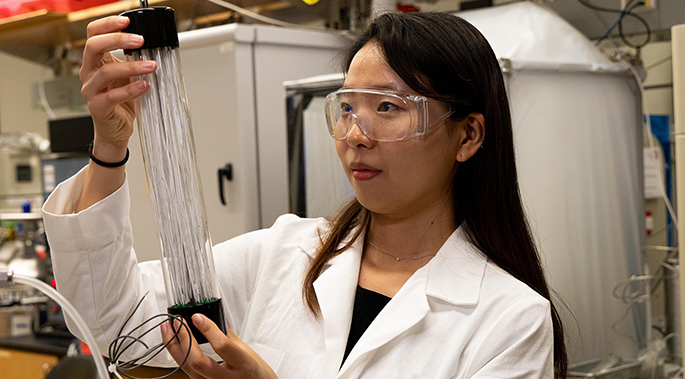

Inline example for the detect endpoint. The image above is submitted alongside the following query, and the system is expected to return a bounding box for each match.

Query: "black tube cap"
[121,7,179,55]
[168,299,227,345]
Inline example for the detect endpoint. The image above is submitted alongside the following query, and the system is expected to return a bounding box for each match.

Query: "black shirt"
[341,285,392,367]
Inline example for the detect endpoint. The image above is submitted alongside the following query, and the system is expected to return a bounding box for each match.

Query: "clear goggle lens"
[325,89,424,142]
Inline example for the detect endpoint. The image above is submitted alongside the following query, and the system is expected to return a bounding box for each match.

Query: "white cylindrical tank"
[459,2,644,361]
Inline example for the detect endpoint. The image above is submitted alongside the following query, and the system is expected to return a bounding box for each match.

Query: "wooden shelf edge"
[0,10,65,34]
[67,0,169,22]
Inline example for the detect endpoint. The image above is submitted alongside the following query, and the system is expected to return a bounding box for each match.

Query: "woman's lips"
[350,162,381,181]
[352,169,381,181]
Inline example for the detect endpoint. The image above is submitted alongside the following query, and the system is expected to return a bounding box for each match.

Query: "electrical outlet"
[621,0,657,12]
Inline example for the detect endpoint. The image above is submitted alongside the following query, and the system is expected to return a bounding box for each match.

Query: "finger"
[87,80,148,119]
[87,15,130,39]
[161,319,205,379]
[167,318,227,378]
[81,32,144,79]
[192,314,252,369]
[81,60,156,99]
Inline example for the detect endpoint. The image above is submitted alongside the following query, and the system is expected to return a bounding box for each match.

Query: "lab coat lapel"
[308,232,364,377]
[298,225,487,377]
[337,226,487,377]
[338,265,431,377]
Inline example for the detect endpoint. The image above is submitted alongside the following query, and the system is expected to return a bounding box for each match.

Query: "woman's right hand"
[79,15,157,155]
[74,15,158,212]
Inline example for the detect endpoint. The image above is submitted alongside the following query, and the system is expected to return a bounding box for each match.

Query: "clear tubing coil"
[13,274,110,379]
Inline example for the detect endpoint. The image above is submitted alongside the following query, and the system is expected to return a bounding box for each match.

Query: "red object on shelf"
[35,245,47,260]
[645,211,653,237]
[80,341,92,355]
[396,3,420,13]
[49,0,117,12]
[0,0,44,18]
[0,0,116,19]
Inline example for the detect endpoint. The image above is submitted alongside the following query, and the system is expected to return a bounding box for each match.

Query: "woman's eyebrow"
[375,83,403,91]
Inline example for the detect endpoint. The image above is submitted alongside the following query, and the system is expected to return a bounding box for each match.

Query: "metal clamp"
[0,268,14,287]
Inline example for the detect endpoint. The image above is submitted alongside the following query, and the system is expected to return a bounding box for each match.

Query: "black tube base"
[168,298,226,345]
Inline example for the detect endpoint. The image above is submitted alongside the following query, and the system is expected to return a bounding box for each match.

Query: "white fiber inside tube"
[131,47,219,307]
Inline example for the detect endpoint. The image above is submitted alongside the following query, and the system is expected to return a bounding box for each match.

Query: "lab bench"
[0,333,190,378]
[0,333,71,378]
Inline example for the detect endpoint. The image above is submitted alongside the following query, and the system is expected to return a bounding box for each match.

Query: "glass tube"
[127,47,224,341]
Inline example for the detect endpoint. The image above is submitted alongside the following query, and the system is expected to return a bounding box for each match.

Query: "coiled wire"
[108,292,191,379]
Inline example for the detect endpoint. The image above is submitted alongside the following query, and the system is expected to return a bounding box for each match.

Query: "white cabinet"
[126,24,346,262]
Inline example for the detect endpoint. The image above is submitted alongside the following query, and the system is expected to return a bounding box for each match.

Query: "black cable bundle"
[107,292,192,379]
[577,0,652,49]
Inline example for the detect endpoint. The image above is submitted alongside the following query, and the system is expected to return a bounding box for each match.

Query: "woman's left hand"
[161,314,278,379]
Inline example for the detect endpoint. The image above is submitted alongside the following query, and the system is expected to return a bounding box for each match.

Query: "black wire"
[652,324,667,337]
[597,0,640,40]
[617,9,651,49]
[113,316,178,366]
[577,0,651,49]
[113,315,191,379]
[112,315,169,362]
[110,293,150,362]
[107,293,193,379]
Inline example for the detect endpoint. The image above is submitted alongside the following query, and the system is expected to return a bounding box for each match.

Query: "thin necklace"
[368,240,436,261]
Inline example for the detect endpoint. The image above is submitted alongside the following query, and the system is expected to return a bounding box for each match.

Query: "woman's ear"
[456,113,485,163]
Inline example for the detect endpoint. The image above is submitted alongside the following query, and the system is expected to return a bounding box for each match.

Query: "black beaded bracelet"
[88,141,129,168]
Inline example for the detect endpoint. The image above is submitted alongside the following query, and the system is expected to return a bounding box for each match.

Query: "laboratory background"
[0,0,682,377]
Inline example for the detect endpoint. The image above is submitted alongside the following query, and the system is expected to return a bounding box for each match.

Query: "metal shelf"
[0,213,43,221]
[0,0,288,63]
[0,0,204,46]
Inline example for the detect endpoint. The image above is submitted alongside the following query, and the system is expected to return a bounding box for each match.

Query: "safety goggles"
[324,87,456,142]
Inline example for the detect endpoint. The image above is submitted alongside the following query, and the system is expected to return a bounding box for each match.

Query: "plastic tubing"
[12,273,109,379]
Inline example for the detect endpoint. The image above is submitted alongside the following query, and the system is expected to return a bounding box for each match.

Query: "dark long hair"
[302,12,567,378]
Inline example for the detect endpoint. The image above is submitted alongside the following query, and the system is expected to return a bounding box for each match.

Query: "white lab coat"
[42,168,554,378]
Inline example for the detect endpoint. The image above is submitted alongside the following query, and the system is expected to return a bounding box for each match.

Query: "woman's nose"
[345,119,375,149]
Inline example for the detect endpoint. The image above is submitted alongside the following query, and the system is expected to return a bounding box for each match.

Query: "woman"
[43,11,567,379]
